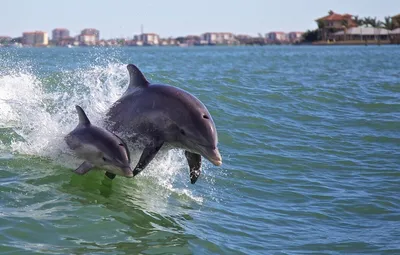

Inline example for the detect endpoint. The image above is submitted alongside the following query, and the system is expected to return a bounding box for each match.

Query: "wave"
[0,61,206,203]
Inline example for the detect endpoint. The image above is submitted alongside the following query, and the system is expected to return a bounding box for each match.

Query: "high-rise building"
[81,28,99,41]
[52,28,70,42]
[79,34,96,45]
[35,31,48,45]
[22,31,48,46]
[135,33,160,45]
[22,32,36,45]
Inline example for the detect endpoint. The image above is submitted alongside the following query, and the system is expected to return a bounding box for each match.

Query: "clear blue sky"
[1,0,398,39]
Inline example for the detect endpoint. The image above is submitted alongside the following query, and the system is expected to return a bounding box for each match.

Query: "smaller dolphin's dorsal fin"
[123,64,149,96]
[75,105,91,126]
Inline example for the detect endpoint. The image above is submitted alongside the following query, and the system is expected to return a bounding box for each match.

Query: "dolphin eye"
[203,115,209,119]
[180,129,186,135]
[119,143,124,147]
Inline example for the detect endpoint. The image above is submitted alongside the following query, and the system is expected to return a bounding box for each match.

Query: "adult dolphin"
[104,64,222,184]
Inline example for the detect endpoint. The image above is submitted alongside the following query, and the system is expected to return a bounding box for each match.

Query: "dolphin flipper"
[105,172,116,179]
[185,151,202,184]
[132,139,164,176]
[74,161,94,175]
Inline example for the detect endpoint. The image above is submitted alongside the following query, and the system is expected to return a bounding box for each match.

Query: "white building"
[135,33,160,45]
[201,32,236,45]
[81,28,99,41]
[333,26,390,41]
[35,32,48,45]
[266,32,287,42]
[22,31,48,46]
[79,34,96,45]
[288,32,304,43]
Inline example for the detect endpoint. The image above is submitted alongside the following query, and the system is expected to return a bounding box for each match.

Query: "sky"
[0,0,398,39]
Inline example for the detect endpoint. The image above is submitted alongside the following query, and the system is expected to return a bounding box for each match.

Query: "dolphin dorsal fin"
[75,105,91,126]
[124,64,149,96]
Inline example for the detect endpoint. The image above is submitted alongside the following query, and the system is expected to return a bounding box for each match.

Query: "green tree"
[363,17,372,27]
[364,17,380,41]
[302,29,319,42]
[341,20,349,40]
[317,20,326,41]
[11,37,22,43]
[175,37,186,44]
[353,15,364,26]
[382,16,395,30]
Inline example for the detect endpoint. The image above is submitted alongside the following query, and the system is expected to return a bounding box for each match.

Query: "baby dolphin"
[65,105,133,178]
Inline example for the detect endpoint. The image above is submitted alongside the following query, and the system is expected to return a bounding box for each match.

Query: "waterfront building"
[333,26,390,41]
[0,36,11,46]
[52,28,70,42]
[315,11,357,41]
[134,33,160,45]
[81,28,100,41]
[266,32,287,43]
[22,31,48,46]
[79,34,96,45]
[288,32,304,43]
[201,32,236,45]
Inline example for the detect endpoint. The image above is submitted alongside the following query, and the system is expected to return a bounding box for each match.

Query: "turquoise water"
[0,46,399,254]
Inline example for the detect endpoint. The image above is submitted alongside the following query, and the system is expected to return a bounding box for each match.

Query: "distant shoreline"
[1,42,399,49]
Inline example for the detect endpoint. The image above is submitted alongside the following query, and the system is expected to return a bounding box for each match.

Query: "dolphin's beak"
[122,166,133,178]
[203,147,222,166]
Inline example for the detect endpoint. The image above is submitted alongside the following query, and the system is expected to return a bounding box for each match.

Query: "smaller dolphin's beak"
[204,147,222,166]
[122,166,133,178]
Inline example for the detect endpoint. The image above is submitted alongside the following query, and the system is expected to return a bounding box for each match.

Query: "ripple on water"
[0,46,400,254]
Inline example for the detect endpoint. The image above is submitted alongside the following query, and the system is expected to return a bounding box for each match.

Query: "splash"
[0,62,206,203]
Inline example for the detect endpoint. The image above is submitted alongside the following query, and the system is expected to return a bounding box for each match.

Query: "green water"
[0,45,399,254]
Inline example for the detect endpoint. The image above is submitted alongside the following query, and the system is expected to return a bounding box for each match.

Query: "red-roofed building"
[316,11,356,28]
[315,10,357,41]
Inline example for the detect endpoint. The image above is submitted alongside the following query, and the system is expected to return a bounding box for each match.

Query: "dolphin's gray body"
[65,105,133,178]
[104,64,222,184]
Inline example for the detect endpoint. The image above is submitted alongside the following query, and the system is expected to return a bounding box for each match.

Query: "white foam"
[0,63,205,203]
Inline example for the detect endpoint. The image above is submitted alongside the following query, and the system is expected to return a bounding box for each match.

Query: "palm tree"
[317,20,326,41]
[382,16,395,30]
[377,20,383,45]
[341,20,349,41]
[353,15,364,41]
[353,15,364,26]
[369,17,378,28]
[382,16,394,43]
[363,17,372,27]
[364,17,379,41]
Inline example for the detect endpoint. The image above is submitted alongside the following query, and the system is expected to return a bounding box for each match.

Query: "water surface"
[0,45,399,254]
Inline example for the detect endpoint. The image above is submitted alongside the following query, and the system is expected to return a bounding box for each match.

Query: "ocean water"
[0,45,399,255]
